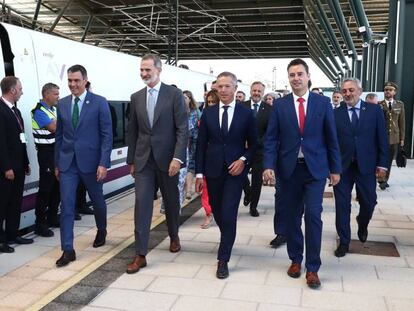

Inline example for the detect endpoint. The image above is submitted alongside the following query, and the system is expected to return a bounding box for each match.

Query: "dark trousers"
[334,162,377,246]
[207,167,245,262]
[0,171,25,241]
[134,153,180,255]
[273,176,287,236]
[35,146,60,226]
[59,159,107,251]
[282,162,325,272]
[242,157,264,209]
[76,181,87,211]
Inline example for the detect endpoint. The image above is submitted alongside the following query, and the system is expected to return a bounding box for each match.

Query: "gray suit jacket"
[127,82,188,172]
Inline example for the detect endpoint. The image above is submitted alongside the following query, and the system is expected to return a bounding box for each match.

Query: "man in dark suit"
[55,65,113,267]
[126,54,188,274]
[263,58,342,289]
[195,71,258,279]
[0,76,32,253]
[241,81,270,217]
[333,78,388,257]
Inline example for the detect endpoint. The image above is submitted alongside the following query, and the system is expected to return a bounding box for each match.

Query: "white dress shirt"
[292,91,309,158]
[219,100,235,130]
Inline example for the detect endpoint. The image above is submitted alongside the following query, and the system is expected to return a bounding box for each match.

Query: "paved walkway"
[0,161,414,310]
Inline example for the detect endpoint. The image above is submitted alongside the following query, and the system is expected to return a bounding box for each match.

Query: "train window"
[108,101,129,148]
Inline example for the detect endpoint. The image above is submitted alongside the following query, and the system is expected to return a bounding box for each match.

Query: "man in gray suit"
[126,54,188,274]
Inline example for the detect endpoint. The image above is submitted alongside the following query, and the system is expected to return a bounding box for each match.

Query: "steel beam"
[81,14,93,42]
[32,0,42,29]
[348,0,372,43]
[49,0,74,33]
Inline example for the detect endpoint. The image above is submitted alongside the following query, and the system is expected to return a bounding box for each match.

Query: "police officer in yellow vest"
[378,82,405,190]
[31,83,60,236]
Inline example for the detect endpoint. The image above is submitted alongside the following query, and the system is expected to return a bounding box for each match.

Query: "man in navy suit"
[263,59,342,289]
[195,71,258,279]
[333,78,388,257]
[55,65,113,267]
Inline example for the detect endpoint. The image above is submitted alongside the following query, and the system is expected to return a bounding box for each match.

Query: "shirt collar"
[147,81,161,93]
[220,100,235,110]
[250,99,260,106]
[346,99,361,110]
[40,101,55,111]
[292,90,310,104]
[72,89,87,102]
[1,97,14,109]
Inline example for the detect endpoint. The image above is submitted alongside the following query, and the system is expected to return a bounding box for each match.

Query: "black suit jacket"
[0,99,29,173]
[242,100,272,159]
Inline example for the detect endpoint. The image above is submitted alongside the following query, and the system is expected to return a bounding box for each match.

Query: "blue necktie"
[221,106,229,137]
[253,103,259,117]
[147,88,156,127]
[350,107,359,131]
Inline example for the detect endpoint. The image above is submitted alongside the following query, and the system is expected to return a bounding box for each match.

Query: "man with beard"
[126,54,188,274]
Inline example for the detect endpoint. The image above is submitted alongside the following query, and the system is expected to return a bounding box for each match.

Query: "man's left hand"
[97,166,107,182]
[168,159,181,177]
[228,159,245,176]
[376,168,386,179]
[329,173,340,186]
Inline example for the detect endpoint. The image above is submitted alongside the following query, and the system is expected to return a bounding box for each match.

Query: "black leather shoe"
[75,213,82,221]
[378,182,387,190]
[48,220,60,228]
[249,207,259,217]
[385,182,390,188]
[243,193,251,206]
[270,235,287,248]
[56,250,76,267]
[334,244,349,257]
[35,224,54,237]
[78,205,94,215]
[9,237,34,244]
[356,216,368,243]
[93,229,107,248]
[0,243,14,253]
[216,261,229,279]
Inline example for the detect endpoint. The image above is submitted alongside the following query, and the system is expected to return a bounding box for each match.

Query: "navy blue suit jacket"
[334,100,388,174]
[263,92,342,180]
[55,92,113,174]
[195,103,258,178]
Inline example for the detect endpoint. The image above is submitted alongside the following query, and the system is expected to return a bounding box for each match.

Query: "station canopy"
[2,0,389,61]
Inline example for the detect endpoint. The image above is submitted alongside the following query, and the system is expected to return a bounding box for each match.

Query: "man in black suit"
[0,76,32,253]
[241,81,270,217]
[195,72,258,279]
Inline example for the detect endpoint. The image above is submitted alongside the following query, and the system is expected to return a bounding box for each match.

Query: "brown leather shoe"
[169,237,181,253]
[306,271,321,289]
[126,255,147,274]
[287,262,301,278]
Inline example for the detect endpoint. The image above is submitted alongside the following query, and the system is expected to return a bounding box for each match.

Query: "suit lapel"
[77,92,91,128]
[152,83,165,127]
[140,89,151,129]
[227,104,238,136]
[357,100,367,131]
[304,93,316,134]
[286,94,300,134]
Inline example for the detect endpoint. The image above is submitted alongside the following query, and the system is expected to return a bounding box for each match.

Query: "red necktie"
[297,97,305,134]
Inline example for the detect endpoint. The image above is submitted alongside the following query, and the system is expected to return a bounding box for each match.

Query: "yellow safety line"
[26,215,166,311]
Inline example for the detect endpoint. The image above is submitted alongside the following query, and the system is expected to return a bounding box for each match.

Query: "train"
[0,22,249,230]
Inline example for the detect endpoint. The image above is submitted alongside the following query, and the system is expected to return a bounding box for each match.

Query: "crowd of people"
[0,54,406,290]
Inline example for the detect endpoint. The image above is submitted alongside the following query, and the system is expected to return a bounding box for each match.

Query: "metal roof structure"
[1,0,389,81]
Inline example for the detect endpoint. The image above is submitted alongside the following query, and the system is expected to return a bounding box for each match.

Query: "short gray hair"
[217,71,238,85]
[142,53,162,69]
[41,83,59,97]
[342,78,362,90]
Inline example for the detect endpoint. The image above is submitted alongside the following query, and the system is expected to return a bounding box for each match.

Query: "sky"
[180,58,334,91]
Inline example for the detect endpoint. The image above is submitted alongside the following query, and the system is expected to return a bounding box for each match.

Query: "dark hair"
[41,83,59,97]
[236,90,246,96]
[332,90,342,95]
[142,53,162,69]
[251,81,265,88]
[287,58,309,74]
[67,64,88,79]
[0,76,19,94]
[183,90,198,111]
[206,90,220,105]
[365,93,378,99]
[85,81,91,90]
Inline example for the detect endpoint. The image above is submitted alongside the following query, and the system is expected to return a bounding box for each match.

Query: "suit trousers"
[334,162,377,246]
[134,154,180,255]
[0,171,25,241]
[35,146,60,226]
[59,158,107,251]
[206,167,245,262]
[273,176,287,236]
[282,162,325,272]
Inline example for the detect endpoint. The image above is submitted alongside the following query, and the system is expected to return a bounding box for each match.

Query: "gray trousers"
[134,156,180,255]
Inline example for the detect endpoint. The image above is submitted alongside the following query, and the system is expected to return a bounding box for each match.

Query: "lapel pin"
[362,107,366,111]
[86,100,90,104]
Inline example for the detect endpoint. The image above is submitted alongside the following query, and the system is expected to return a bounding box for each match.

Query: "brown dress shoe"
[287,262,301,278]
[306,271,321,289]
[126,255,147,274]
[169,237,181,253]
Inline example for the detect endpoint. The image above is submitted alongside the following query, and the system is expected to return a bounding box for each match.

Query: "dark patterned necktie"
[72,97,80,128]
[221,105,229,136]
